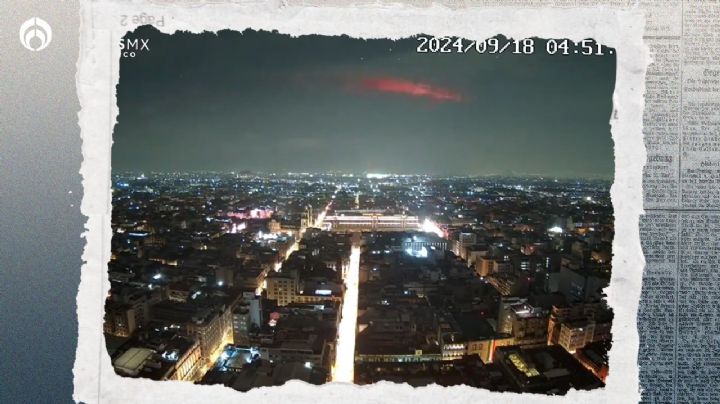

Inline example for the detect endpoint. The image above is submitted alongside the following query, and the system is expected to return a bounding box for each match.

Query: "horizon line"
[113,170,613,181]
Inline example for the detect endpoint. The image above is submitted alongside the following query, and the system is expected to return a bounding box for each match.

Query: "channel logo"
[19,17,52,52]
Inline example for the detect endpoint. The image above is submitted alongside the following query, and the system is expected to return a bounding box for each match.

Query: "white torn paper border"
[74,1,648,403]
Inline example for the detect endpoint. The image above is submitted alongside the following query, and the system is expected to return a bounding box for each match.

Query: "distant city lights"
[227,208,273,219]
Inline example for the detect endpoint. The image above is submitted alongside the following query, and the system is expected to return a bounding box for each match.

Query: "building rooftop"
[113,347,154,376]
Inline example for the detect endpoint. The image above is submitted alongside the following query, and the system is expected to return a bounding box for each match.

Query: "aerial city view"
[105,28,616,394]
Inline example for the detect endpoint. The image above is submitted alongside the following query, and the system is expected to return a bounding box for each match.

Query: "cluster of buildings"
[106,173,342,387]
[106,172,614,395]
[265,230,349,306]
[348,176,613,393]
[199,300,340,390]
[197,231,352,389]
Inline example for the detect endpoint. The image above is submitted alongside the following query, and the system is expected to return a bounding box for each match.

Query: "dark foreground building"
[494,345,603,394]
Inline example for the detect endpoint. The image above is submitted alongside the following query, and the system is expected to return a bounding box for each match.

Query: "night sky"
[114,26,616,178]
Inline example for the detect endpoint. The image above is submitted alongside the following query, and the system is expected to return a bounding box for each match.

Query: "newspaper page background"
[636,1,720,403]
[70,0,719,403]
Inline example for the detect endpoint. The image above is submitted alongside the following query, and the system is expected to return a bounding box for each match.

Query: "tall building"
[104,301,138,337]
[547,302,612,353]
[104,288,158,337]
[507,302,549,348]
[232,294,264,345]
[497,297,527,335]
[266,272,298,306]
[151,301,234,365]
[301,205,314,229]
[454,231,478,259]
[557,321,598,353]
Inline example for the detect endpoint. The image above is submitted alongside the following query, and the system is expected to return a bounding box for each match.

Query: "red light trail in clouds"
[358,77,464,102]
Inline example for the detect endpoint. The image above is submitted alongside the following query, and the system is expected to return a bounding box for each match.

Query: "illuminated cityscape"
[106,173,613,393]
[107,27,615,394]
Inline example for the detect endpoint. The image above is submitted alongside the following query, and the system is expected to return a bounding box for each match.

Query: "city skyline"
[115,170,613,180]
[107,171,614,391]
[107,28,615,392]
[114,27,616,179]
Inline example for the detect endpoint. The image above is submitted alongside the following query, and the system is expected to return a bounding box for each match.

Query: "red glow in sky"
[358,77,464,102]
